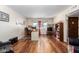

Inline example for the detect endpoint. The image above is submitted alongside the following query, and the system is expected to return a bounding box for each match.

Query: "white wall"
[0,5,26,42]
[53,5,79,42]
[53,13,68,42]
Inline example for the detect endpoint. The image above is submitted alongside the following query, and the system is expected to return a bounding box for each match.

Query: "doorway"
[68,17,78,38]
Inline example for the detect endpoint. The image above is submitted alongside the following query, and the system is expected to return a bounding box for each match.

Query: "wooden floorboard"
[12,35,68,53]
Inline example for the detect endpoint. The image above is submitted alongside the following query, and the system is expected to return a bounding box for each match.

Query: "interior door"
[68,17,78,38]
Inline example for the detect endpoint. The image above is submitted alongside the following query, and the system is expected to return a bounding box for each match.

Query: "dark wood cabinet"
[55,22,64,42]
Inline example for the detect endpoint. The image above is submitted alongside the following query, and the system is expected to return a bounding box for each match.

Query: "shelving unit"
[55,22,64,42]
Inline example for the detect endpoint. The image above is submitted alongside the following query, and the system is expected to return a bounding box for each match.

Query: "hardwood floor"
[12,35,68,53]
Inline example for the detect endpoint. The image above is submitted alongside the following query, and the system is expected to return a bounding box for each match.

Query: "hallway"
[12,35,67,53]
[0,0,78,59]
[0,5,75,53]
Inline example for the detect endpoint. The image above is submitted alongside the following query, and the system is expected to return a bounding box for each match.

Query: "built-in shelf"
[55,22,64,42]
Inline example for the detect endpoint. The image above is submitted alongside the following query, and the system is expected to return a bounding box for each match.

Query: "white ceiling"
[68,9,79,17]
[8,5,71,18]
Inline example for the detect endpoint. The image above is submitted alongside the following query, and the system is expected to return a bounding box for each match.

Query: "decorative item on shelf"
[0,11,9,22]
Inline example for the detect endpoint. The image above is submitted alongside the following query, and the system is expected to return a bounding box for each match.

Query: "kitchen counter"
[31,31,39,41]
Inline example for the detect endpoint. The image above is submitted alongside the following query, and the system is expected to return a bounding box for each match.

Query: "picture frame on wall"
[0,11,9,22]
